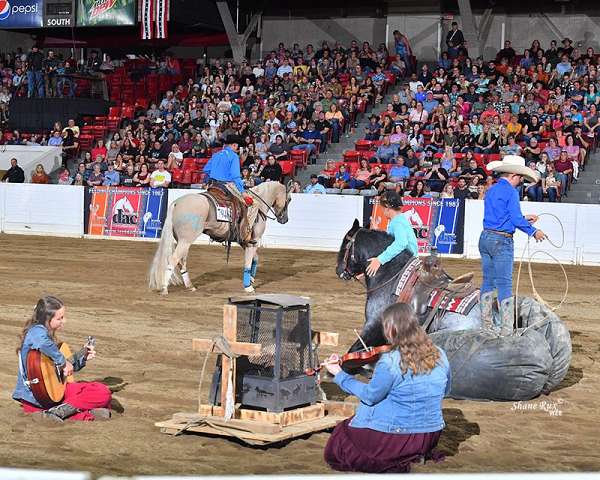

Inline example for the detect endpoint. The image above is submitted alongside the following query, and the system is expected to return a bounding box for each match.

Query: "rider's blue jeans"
[478,230,514,302]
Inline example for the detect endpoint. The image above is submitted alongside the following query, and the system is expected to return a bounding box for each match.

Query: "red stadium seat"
[355,140,372,151]
[108,106,121,117]
[182,158,196,170]
[279,160,296,177]
[171,168,184,183]
[343,150,361,163]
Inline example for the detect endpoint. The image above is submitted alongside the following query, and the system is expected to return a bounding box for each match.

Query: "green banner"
[76,0,135,26]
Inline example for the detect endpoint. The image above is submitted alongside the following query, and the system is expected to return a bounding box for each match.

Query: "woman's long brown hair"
[381,303,441,375]
[17,296,64,353]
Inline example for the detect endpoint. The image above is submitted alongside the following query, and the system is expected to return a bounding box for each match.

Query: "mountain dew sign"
[77,0,135,26]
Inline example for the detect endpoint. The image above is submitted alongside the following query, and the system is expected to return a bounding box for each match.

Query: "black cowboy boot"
[42,403,80,423]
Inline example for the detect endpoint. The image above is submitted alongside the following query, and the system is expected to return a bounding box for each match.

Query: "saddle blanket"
[394,256,479,315]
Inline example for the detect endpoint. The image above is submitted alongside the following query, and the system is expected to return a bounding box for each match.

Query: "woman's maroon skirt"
[324,418,444,473]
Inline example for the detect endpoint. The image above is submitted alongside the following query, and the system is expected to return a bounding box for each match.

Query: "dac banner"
[365,197,465,254]
[83,186,167,238]
[0,0,43,28]
[76,0,135,26]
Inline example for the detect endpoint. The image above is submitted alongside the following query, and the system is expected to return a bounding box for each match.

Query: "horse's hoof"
[244,286,255,293]
[187,286,197,292]
[159,290,169,296]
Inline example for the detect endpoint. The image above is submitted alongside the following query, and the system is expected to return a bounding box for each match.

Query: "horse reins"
[248,187,291,222]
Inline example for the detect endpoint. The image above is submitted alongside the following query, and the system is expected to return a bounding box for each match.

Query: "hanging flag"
[140,0,153,40]
[154,0,168,39]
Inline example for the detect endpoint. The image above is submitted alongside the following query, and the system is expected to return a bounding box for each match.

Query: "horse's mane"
[356,229,394,260]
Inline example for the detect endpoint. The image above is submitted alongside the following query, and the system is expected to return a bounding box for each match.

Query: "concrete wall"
[0,31,35,54]
[260,16,386,55]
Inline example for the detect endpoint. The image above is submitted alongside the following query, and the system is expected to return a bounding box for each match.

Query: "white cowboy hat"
[486,155,539,183]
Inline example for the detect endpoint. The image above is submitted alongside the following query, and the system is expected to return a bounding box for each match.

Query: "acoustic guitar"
[26,336,95,408]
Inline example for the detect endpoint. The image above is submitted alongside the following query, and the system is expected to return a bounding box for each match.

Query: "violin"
[305,344,393,376]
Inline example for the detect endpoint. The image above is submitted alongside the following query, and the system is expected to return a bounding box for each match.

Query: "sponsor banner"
[366,196,465,254]
[0,0,43,28]
[76,0,135,26]
[44,0,75,27]
[83,186,167,238]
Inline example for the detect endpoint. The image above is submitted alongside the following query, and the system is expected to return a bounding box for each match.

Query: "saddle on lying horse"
[203,184,251,246]
[394,249,479,331]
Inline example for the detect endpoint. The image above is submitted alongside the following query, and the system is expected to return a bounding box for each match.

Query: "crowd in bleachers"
[316,32,598,201]
[1,38,405,187]
[1,28,598,202]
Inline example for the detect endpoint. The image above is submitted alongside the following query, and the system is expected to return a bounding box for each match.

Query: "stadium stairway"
[563,154,600,204]
[296,82,407,185]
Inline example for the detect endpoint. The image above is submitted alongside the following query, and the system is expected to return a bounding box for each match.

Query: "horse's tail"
[148,200,182,290]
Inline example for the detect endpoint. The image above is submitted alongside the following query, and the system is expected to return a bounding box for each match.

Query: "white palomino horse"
[148,181,291,295]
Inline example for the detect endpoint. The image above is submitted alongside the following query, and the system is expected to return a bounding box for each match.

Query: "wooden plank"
[156,413,344,444]
[220,304,237,416]
[192,338,262,356]
[237,408,281,424]
[279,403,325,427]
[323,401,356,418]
[169,412,282,435]
[312,331,339,347]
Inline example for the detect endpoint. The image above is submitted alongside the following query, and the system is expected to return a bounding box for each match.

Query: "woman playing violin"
[324,303,451,473]
[13,295,112,422]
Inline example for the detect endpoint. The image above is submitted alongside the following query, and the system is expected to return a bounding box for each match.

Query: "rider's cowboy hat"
[224,134,246,147]
[487,155,540,183]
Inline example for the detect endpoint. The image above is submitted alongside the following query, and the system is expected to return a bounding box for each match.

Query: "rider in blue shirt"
[366,190,418,277]
[480,156,546,335]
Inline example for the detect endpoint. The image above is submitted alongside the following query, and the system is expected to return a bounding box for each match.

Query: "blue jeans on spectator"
[348,179,367,189]
[320,133,328,152]
[292,144,317,156]
[377,155,395,164]
[57,77,76,98]
[479,230,514,303]
[330,120,341,143]
[365,133,380,141]
[546,187,558,202]
[27,70,44,98]
[525,185,543,202]
[556,173,569,194]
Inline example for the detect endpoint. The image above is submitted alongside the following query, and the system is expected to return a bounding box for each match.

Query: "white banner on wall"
[0,184,599,265]
[0,183,83,236]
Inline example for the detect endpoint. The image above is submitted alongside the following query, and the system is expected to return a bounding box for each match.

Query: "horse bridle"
[248,183,292,223]
[340,228,364,280]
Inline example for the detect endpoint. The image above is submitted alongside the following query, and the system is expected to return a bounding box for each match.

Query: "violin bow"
[353,329,370,352]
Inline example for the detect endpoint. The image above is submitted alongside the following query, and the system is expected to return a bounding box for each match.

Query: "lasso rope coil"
[515,213,569,334]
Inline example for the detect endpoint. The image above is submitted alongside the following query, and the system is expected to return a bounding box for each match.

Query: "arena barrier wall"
[1,183,600,265]
[0,146,63,182]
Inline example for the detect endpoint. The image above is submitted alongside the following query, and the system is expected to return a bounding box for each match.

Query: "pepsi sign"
[0,0,43,28]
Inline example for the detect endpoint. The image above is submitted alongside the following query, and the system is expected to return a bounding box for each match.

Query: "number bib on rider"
[216,206,232,222]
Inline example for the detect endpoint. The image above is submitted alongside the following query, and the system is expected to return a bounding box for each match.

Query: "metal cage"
[211,294,318,412]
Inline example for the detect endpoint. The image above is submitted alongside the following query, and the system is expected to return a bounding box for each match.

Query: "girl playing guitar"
[323,303,451,473]
[13,296,112,422]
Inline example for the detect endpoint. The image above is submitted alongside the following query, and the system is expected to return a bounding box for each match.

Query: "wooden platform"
[155,401,356,446]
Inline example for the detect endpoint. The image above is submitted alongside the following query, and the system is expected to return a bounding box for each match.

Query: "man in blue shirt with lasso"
[480,155,546,335]
[203,135,256,242]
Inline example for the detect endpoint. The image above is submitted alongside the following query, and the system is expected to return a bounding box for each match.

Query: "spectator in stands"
[332,164,351,189]
[134,164,151,187]
[408,179,428,198]
[261,155,283,183]
[47,130,63,147]
[388,157,411,187]
[2,158,25,183]
[523,160,543,201]
[453,177,472,201]
[0,86,11,125]
[87,164,104,187]
[348,159,371,190]
[57,167,72,185]
[27,46,45,98]
[496,40,516,64]
[150,160,171,188]
[375,135,398,164]
[423,159,449,193]
[461,158,487,182]
[446,22,465,58]
[543,163,561,202]
[554,150,574,195]
[365,115,382,141]
[304,174,326,194]
[103,163,120,186]
[120,165,136,187]
[440,183,454,198]
[368,165,388,192]
[30,164,49,184]
[393,30,413,75]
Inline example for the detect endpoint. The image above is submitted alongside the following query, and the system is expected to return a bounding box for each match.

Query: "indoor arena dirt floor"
[0,234,599,476]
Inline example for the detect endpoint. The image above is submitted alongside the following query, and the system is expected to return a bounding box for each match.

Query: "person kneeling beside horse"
[13,296,112,422]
